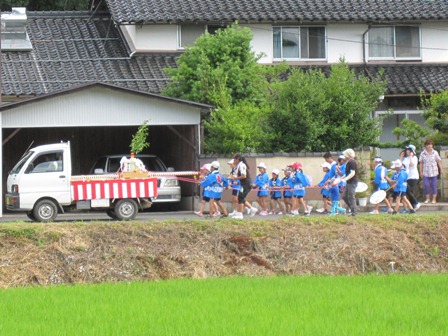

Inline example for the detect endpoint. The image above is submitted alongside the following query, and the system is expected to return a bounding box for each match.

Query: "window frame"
[176,24,206,50]
[273,26,327,61]
[368,25,422,61]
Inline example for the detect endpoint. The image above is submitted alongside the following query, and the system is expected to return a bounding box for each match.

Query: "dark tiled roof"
[1,12,179,96]
[105,0,448,24]
[356,64,448,95]
[3,12,448,98]
[295,63,448,95]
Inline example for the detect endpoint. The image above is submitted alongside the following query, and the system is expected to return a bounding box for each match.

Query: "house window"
[273,26,326,60]
[177,24,205,49]
[368,26,420,59]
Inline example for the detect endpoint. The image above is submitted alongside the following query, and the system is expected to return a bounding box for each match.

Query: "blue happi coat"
[200,171,228,199]
[291,171,310,197]
[269,177,282,198]
[253,172,269,197]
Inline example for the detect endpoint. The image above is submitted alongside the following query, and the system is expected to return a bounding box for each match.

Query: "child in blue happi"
[289,162,311,216]
[194,163,212,217]
[200,161,228,217]
[336,155,347,192]
[329,185,346,215]
[281,168,293,214]
[370,157,393,214]
[317,162,332,214]
[387,160,414,215]
[268,169,284,214]
[252,162,269,215]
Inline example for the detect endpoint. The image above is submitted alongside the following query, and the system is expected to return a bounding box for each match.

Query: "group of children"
[370,156,417,215]
[250,161,313,216]
[194,158,316,217]
[194,147,421,218]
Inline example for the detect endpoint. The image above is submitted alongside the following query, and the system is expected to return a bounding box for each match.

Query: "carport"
[0,83,211,216]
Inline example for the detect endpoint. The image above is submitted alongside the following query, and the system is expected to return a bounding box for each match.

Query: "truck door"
[19,150,71,207]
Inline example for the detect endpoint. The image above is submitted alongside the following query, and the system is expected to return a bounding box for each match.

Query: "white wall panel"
[133,25,178,51]
[242,24,273,64]
[327,24,365,63]
[421,22,448,62]
[1,86,203,128]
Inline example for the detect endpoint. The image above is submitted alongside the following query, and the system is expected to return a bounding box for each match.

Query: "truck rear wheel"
[33,199,58,222]
[114,199,138,221]
[106,209,118,219]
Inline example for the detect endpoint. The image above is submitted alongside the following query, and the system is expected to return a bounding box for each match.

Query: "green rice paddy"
[1,274,447,335]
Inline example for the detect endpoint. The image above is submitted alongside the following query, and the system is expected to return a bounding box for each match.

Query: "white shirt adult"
[402,155,419,180]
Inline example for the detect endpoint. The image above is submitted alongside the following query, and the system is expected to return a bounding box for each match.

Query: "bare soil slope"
[1,215,447,287]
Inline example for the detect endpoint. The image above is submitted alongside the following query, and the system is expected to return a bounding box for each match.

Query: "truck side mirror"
[94,168,104,174]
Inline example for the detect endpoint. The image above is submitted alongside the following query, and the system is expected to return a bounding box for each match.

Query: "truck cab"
[6,143,72,213]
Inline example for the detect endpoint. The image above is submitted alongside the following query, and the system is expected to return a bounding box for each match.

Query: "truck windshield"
[9,151,34,175]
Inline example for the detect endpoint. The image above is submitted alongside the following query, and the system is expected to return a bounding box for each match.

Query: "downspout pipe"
[362,25,371,64]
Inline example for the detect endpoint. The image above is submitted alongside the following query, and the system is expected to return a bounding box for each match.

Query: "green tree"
[265,62,387,152]
[265,68,328,152]
[421,90,448,145]
[163,24,280,153]
[392,118,430,148]
[204,101,270,153]
[163,23,266,108]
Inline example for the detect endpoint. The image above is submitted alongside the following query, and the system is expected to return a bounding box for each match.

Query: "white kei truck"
[5,142,158,222]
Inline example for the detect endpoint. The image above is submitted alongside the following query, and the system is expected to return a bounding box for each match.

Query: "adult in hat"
[401,144,420,210]
[341,148,358,216]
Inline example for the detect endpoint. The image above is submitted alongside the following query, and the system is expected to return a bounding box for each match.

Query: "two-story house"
[2,0,448,159]
[104,0,448,157]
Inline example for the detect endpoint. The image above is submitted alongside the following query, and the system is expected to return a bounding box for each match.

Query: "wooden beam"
[166,125,195,149]
[2,128,22,145]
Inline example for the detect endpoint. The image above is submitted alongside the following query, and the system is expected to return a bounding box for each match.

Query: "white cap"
[373,157,382,163]
[390,159,403,169]
[320,162,332,170]
[227,159,234,165]
[211,161,220,169]
[257,162,266,169]
[204,163,211,171]
[338,154,345,160]
[272,169,280,175]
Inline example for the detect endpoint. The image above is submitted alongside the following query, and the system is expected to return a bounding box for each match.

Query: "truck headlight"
[164,179,179,187]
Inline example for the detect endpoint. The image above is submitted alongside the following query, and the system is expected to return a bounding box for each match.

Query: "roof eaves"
[0,82,214,112]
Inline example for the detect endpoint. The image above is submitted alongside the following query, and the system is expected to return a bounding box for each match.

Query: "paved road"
[0,203,445,223]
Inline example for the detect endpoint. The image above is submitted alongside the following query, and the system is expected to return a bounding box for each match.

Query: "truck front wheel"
[33,199,58,222]
[114,199,138,221]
